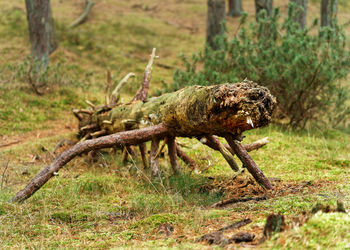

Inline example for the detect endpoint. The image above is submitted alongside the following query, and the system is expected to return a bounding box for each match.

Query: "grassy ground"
[0,0,349,249]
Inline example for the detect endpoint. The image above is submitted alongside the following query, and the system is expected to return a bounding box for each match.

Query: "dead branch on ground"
[12,48,276,202]
[70,0,95,28]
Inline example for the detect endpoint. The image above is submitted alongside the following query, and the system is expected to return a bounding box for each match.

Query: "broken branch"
[69,0,95,28]
[204,135,240,171]
[167,137,180,174]
[11,123,168,203]
[110,72,136,105]
[132,48,157,101]
[212,196,267,208]
[225,134,273,190]
[175,144,197,167]
[150,137,160,177]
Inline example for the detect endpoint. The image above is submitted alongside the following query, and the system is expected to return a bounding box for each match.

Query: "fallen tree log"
[12,80,275,202]
[76,81,275,139]
[11,50,276,202]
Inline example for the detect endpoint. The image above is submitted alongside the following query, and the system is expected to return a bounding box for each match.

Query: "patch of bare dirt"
[0,120,77,151]
[201,175,333,205]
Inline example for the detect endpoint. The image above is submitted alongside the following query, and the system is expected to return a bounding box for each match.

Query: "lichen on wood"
[77,80,276,140]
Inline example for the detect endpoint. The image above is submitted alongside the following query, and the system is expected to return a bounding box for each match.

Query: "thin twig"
[110,72,135,105]
[0,140,21,148]
[212,196,267,208]
[69,0,95,28]
[105,69,112,105]
[132,48,157,101]
[154,137,168,159]
[1,160,10,190]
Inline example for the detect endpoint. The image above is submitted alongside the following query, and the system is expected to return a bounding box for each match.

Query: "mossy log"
[12,80,276,202]
[11,47,276,203]
[77,80,275,139]
[76,79,275,187]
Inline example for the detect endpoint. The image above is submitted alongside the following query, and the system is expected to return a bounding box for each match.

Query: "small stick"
[243,137,269,152]
[72,110,83,121]
[139,143,148,169]
[122,146,129,163]
[131,48,156,169]
[69,0,95,28]
[0,140,21,148]
[105,69,112,105]
[218,218,252,232]
[132,48,157,101]
[90,130,107,137]
[175,144,197,167]
[154,137,168,159]
[167,137,180,174]
[228,233,255,244]
[1,161,10,190]
[205,135,240,171]
[80,124,98,131]
[150,138,160,177]
[110,72,135,105]
[198,219,252,243]
[79,132,91,142]
[77,109,93,115]
[212,196,267,208]
[85,100,96,109]
[102,120,112,125]
[11,123,168,202]
[200,136,269,155]
[225,134,273,190]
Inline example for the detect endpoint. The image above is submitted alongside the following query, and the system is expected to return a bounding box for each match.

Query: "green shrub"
[170,5,350,128]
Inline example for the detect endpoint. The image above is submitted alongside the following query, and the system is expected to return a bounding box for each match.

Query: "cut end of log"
[210,80,276,135]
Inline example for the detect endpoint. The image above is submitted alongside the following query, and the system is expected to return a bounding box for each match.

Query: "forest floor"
[0,0,349,249]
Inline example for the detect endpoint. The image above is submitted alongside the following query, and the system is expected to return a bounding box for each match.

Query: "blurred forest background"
[0,0,349,249]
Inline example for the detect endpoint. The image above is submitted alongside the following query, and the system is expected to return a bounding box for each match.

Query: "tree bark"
[11,124,168,203]
[206,0,226,50]
[228,0,242,17]
[175,144,198,167]
[255,0,273,21]
[204,135,240,171]
[321,0,337,27]
[290,0,308,29]
[25,0,58,69]
[77,81,276,140]
[150,137,160,177]
[167,137,180,174]
[139,143,148,169]
[199,136,269,156]
[225,134,273,189]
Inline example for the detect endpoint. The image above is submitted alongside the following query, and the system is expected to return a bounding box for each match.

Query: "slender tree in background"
[321,0,337,27]
[25,0,58,70]
[255,0,273,21]
[206,0,226,50]
[290,0,308,29]
[228,0,243,17]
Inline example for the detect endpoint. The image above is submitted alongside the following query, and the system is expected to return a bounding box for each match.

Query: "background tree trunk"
[321,0,337,27]
[290,0,308,29]
[25,0,58,69]
[206,0,226,50]
[48,6,58,54]
[228,0,242,17]
[255,0,273,21]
